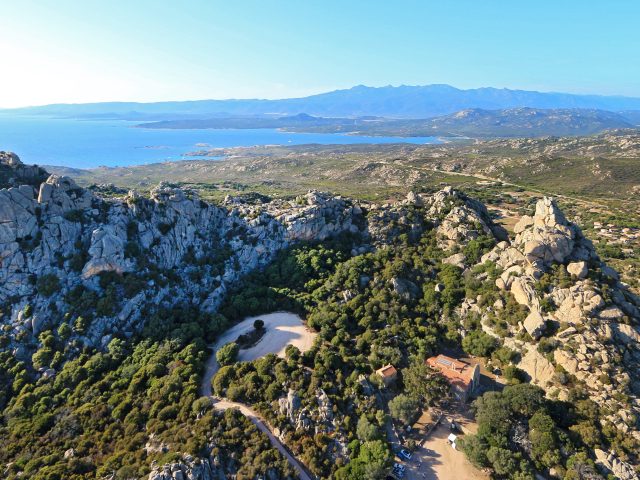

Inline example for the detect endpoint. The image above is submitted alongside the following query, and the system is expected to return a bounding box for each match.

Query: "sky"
[1,0,639,107]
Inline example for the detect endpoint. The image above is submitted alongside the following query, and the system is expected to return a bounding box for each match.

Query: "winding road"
[200,313,314,480]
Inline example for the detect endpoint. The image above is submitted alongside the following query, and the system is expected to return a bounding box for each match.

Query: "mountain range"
[5,84,640,120]
[140,108,636,138]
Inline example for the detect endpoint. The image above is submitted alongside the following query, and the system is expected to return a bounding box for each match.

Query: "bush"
[462,330,498,357]
[37,274,61,297]
[157,222,172,235]
[216,342,239,366]
[63,209,84,223]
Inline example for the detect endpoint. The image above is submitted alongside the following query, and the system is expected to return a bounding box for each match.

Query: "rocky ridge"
[2,151,639,476]
[473,196,640,464]
[0,153,497,361]
[0,152,363,355]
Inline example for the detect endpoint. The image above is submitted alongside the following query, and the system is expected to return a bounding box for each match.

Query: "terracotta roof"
[426,355,476,390]
[376,364,398,378]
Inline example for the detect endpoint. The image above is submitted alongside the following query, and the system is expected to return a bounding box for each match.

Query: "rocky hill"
[0,151,364,353]
[1,150,639,478]
[418,107,633,137]
[474,197,640,445]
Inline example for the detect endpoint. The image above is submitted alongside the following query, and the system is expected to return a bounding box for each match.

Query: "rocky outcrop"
[477,196,640,451]
[512,197,598,275]
[594,450,639,480]
[0,154,368,351]
[426,186,507,250]
[147,457,215,480]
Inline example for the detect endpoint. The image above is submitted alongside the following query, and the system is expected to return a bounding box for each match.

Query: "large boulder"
[523,310,546,339]
[510,276,540,310]
[567,261,588,279]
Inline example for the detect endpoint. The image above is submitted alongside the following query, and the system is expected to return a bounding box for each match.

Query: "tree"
[285,344,301,362]
[402,357,449,405]
[460,435,489,468]
[462,330,498,357]
[216,342,239,367]
[486,446,518,476]
[356,415,379,441]
[74,315,89,334]
[528,411,561,469]
[253,319,265,330]
[388,394,420,426]
[37,274,61,297]
[57,322,72,341]
[335,440,390,480]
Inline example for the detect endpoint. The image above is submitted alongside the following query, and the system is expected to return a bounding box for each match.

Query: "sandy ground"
[216,311,317,362]
[405,415,488,480]
[201,311,317,397]
[199,311,317,479]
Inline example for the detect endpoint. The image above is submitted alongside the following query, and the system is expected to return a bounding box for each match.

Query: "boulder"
[554,349,579,375]
[524,310,546,339]
[390,277,419,301]
[442,252,466,269]
[518,346,556,386]
[567,261,588,279]
[510,276,540,310]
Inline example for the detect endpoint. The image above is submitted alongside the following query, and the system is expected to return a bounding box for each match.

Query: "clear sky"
[1,0,639,107]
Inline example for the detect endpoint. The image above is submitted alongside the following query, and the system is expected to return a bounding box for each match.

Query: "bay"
[0,115,441,169]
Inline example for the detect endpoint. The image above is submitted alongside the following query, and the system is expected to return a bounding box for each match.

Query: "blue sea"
[0,115,441,169]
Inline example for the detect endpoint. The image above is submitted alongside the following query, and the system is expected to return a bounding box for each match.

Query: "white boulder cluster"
[147,457,216,480]
[479,196,640,446]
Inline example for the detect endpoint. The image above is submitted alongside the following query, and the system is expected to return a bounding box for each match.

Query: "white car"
[399,449,412,460]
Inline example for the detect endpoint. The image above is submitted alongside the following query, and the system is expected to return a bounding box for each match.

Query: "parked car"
[392,463,406,478]
[399,449,412,460]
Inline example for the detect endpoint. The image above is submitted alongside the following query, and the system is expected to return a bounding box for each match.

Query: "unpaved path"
[406,417,488,480]
[200,311,316,480]
[213,399,313,480]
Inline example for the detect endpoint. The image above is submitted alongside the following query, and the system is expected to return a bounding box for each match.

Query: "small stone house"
[375,364,398,387]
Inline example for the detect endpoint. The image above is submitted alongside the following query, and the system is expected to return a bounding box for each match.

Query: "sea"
[0,114,441,169]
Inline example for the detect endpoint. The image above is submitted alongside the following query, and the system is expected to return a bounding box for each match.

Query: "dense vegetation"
[210,224,496,478]
[0,305,295,479]
[1,197,637,479]
[461,383,616,480]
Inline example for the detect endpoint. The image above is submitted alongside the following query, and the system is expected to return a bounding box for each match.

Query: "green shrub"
[36,274,61,297]
[216,342,239,366]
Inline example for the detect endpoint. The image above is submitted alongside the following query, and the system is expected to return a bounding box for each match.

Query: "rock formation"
[478,196,640,447]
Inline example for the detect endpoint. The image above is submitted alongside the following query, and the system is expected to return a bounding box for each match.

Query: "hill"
[138,108,635,138]
[0,152,638,478]
[6,84,640,119]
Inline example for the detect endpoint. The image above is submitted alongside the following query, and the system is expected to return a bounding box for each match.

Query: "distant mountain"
[621,110,640,125]
[415,107,634,137]
[140,108,635,138]
[5,84,640,119]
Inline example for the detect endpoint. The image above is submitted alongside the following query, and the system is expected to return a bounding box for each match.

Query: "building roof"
[426,355,478,391]
[376,364,398,378]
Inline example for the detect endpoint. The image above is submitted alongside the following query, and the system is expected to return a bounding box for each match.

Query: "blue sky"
[1,0,639,107]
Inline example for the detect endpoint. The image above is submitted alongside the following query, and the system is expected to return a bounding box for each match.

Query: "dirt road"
[200,311,316,480]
